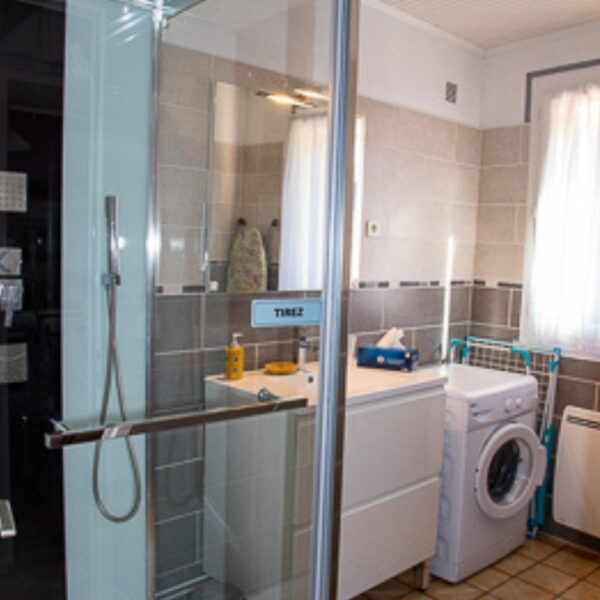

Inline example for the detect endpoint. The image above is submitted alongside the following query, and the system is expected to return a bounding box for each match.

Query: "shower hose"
[92,278,142,523]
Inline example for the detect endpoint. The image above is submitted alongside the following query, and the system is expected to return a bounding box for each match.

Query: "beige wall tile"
[158,103,209,169]
[449,204,478,244]
[455,124,482,166]
[453,243,476,281]
[159,225,205,286]
[359,237,393,282]
[159,43,211,110]
[212,171,240,205]
[394,107,457,160]
[357,96,396,149]
[480,165,529,205]
[477,205,516,244]
[482,126,521,166]
[520,125,531,164]
[364,144,423,202]
[421,159,479,204]
[515,205,527,243]
[214,142,242,173]
[474,243,524,284]
[158,165,207,227]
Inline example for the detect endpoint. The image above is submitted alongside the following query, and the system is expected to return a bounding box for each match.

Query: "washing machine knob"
[504,398,515,413]
[515,397,523,409]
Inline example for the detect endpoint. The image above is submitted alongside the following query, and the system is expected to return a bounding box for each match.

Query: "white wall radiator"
[553,405,600,538]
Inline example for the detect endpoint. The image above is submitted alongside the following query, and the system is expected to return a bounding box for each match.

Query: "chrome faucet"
[295,329,319,372]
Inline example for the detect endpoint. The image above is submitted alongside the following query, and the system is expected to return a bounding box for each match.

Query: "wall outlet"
[366,220,381,237]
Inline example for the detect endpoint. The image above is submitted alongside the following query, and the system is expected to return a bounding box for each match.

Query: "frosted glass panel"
[62,0,153,597]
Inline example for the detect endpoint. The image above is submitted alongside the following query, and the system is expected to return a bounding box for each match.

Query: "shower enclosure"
[33,0,358,598]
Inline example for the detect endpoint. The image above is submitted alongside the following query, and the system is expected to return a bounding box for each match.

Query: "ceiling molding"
[363,0,484,56]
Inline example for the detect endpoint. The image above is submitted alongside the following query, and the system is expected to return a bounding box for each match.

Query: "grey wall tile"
[450,286,471,323]
[510,289,522,328]
[559,357,600,383]
[555,377,596,417]
[471,286,510,326]
[152,351,205,413]
[156,514,199,575]
[384,287,444,328]
[257,341,295,368]
[414,327,443,365]
[154,295,204,352]
[468,322,518,342]
[204,292,297,347]
[156,563,205,595]
[155,460,204,522]
[348,289,384,333]
[201,346,257,376]
[153,428,204,469]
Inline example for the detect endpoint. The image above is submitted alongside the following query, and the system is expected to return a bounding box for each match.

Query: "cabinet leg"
[416,560,431,591]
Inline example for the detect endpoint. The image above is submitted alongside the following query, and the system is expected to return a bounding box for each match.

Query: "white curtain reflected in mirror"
[279,114,365,290]
[209,80,365,293]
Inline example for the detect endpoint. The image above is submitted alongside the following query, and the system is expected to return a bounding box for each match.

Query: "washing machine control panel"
[469,394,535,425]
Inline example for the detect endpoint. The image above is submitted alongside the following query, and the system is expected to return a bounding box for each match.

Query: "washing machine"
[431,364,547,582]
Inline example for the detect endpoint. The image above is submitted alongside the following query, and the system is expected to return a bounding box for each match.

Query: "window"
[522,84,600,356]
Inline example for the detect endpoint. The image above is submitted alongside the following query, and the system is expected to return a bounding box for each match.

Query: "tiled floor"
[354,535,600,600]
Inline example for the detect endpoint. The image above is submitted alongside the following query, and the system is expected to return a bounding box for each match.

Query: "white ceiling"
[379,0,600,49]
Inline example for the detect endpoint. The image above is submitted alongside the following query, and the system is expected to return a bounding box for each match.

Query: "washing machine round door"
[475,423,547,520]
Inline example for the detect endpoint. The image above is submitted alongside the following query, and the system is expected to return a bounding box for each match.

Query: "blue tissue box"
[356,345,420,372]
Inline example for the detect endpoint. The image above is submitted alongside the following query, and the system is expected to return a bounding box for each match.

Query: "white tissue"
[376,327,406,350]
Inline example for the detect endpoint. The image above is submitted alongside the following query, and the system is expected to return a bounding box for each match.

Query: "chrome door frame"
[310,1,360,599]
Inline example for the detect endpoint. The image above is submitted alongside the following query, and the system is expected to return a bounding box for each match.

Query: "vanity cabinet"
[204,368,446,600]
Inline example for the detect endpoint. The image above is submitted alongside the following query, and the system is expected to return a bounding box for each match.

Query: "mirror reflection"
[209,82,364,293]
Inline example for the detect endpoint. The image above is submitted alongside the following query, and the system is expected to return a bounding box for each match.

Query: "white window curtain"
[522,84,600,356]
[279,114,328,290]
[279,114,365,291]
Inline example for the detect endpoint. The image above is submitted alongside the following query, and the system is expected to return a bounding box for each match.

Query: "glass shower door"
[55,0,357,599]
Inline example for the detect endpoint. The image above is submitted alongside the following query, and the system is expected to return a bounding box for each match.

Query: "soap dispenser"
[226,332,244,380]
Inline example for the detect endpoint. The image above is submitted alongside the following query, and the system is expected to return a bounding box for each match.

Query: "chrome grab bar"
[0,499,16,539]
[45,396,308,450]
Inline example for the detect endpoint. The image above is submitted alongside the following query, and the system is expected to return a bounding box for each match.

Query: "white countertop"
[206,362,446,407]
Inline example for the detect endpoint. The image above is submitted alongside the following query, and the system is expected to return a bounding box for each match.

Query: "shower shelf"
[45,395,307,450]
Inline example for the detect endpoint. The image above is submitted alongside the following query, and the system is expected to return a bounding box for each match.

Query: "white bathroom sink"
[206,361,446,408]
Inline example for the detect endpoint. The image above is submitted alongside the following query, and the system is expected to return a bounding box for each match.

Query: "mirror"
[206,81,365,293]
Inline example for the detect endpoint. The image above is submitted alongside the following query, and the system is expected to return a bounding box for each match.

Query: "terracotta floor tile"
[466,567,510,591]
[489,578,553,600]
[518,538,560,561]
[586,569,600,588]
[538,533,568,549]
[544,548,599,578]
[494,553,536,575]
[425,579,481,600]
[561,581,600,600]
[402,593,429,600]
[518,563,577,595]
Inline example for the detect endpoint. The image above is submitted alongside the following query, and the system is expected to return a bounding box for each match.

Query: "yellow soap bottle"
[225,332,244,380]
